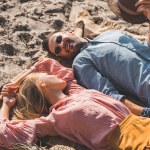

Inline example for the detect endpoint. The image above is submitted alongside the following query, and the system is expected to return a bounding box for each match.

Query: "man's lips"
[64,41,74,53]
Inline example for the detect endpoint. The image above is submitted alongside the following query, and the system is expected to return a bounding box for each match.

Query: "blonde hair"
[12,73,50,120]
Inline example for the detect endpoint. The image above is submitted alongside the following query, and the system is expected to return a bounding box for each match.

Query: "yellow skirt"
[110,114,150,150]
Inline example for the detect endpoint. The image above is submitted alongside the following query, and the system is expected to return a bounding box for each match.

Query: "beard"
[69,42,85,58]
[63,36,87,58]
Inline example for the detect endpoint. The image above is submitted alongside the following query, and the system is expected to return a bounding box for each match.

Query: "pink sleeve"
[33,58,85,94]
[33,58,74,82]
[0,115,57,149]
[65,80,85,95]
[33,116,58,137]
[0,119,36,149]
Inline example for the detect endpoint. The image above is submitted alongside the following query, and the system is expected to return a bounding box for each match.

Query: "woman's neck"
[47,90,67,105]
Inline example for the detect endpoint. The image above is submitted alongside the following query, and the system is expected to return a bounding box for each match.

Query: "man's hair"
[12,73,50,120]
[42,31,58,53]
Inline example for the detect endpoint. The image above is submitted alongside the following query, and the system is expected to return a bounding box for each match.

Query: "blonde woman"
[1,58,150,149]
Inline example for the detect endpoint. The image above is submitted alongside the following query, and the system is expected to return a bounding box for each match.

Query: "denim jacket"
[73,30,150,106]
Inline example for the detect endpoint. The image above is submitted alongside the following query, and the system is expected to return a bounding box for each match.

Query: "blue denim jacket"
[73,30,150,106]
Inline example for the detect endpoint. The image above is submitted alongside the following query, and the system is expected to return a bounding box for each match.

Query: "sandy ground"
[0,0,149,149]
[0,0,149,87]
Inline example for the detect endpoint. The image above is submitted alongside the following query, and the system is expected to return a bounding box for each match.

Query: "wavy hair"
[12,73,50,120]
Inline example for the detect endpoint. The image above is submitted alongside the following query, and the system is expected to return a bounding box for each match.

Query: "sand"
[0,0,149,86]
[0,0,149,149]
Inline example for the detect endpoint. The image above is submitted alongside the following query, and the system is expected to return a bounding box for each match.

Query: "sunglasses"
[55,35,62,55]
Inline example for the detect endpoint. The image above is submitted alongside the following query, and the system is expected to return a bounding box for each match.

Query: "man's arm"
[73,58,144,115]
[73,58,125,100]
[121,98,143,116]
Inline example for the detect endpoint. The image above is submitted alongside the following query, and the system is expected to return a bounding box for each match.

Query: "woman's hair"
[12,73,50,120]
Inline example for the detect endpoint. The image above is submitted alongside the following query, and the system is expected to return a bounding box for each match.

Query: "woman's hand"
[3,96,16,109]
[1,83,18,98]
[135,0,150,20]
[0,96,16,120]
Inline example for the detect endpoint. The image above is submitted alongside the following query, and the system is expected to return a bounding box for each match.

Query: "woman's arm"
[1,58,68,97]
[33,58,85,94]
[6,58,74,87]
[0,96,37,149]
[1,58,82,97]
[33,58,75,82]
[0,103,10,120]
[0,119,36,149]
[0,96,16,120]
[0,83,17,120]
[11,68,33,86]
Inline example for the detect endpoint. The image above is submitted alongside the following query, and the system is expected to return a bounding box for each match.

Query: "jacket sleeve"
[0,119,36,149]
[73,57,125,100]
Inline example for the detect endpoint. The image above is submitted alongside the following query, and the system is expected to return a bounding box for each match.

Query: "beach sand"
[0,0,149,149]
[0,0,149,86]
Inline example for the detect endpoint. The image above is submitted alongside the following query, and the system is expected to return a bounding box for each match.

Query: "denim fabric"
[73,30,150,106]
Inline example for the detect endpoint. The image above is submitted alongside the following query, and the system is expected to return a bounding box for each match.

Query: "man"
[44,0,150,117]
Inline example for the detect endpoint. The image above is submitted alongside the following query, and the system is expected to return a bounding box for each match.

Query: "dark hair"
[42,31,58,53]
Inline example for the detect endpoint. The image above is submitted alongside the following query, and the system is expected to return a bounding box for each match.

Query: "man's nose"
[58,41,65,49]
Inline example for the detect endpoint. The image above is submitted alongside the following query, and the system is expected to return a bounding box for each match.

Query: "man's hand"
[135,0,150,46]
[73,21,84,38]
[135,0,150,20]
[140,107,150,117]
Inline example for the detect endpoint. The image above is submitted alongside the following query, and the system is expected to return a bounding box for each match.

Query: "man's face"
[48,31,84,58]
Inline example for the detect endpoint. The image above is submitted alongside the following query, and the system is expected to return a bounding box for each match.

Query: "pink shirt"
[0,58,131,149]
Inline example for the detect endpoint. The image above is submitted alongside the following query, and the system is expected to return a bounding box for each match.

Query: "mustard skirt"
[110,114,150,150]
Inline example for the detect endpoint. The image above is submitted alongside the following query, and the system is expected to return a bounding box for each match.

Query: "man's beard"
[70,42,85,58]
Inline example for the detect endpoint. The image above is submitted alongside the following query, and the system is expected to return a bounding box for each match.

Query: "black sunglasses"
[55,35,62,55]
[55,46,61,55]
[56,35,62,43]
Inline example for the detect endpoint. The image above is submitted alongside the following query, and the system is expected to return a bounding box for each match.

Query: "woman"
[1,58,150,150]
